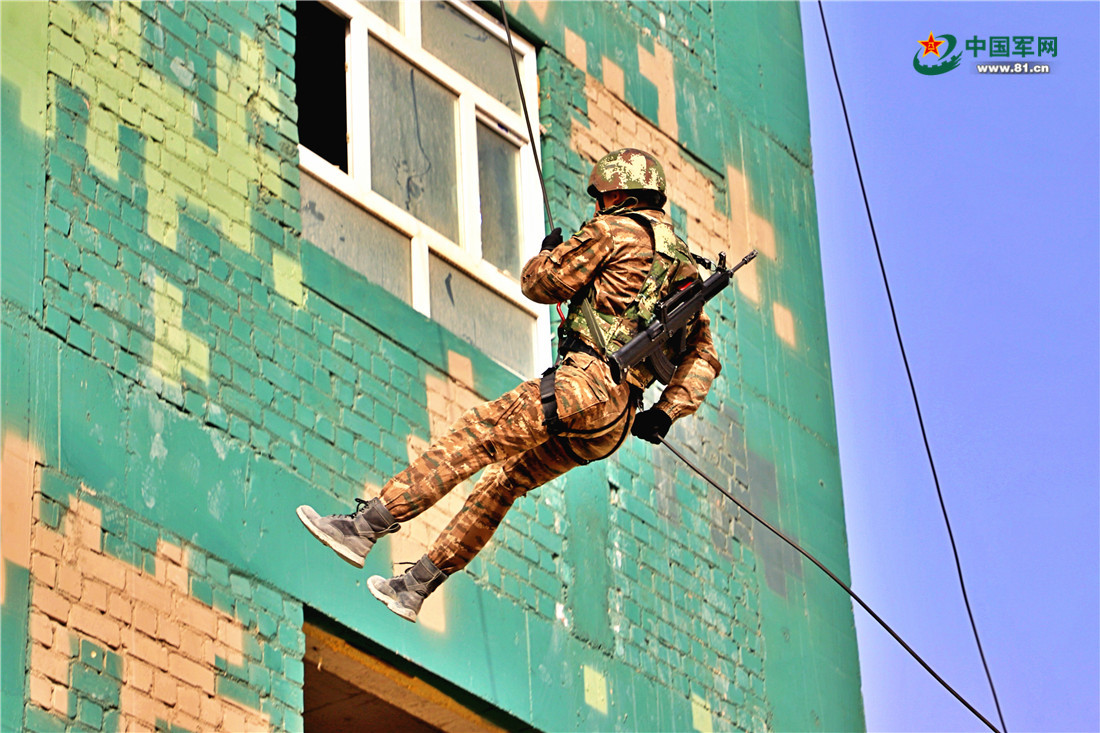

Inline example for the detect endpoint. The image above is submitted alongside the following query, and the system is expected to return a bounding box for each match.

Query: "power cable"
[815,4,1007,731]
[658,438,1000,733]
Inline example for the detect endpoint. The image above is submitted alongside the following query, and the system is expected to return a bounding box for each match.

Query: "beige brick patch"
[447,350,474,391]
[1,432,39,600]
[29,611,54,647]
[564,26,587,71]
[727,165,776,261]
[28,674,53,710]
[637,40,677,138]
[737,263,762,305]
[602,56,625,99]
[773,302,797,347]
[26,490,269,730]
[30,554,57,588]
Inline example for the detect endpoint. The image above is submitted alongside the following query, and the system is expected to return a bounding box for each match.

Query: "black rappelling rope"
[816,3,1007,732]
[659,439,1001,733]
[494,5,1003,731]
[498,0,555,232]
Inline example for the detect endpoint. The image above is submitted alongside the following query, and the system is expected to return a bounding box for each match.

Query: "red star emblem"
[919,32,944,58]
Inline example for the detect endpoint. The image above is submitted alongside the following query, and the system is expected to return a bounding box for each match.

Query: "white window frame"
[298,0,551,376]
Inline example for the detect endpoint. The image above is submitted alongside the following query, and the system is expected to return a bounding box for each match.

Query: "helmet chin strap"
[597,195,639,215]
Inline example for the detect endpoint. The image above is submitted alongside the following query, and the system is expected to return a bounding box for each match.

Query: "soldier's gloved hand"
[540,227,563,251]
[632,408,672,444]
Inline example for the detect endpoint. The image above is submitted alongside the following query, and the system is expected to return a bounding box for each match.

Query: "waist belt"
[538,347,640,465]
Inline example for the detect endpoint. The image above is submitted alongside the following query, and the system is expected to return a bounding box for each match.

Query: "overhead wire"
[815,3,1007,731]
[496,5,1002,732]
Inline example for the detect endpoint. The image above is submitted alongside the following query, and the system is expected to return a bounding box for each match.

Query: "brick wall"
[11,3,311,730]
[25,472,303,732]
[40,0,310,476]
[3,1,862,731]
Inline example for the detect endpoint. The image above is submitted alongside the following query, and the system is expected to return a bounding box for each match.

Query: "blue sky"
[800,2,1099,731]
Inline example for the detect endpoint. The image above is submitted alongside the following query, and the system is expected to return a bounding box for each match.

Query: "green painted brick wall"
[2,1,862,731]
[24,475,307,733]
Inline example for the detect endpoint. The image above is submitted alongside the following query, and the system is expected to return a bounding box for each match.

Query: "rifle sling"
[579,296,608,354]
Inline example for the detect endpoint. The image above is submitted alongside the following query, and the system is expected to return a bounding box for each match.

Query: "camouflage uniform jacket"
[521,207,722,422]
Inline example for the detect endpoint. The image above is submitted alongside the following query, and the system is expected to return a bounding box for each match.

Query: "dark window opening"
[305,661,443,732]
[296,2,349,173]
[302,612,536,732]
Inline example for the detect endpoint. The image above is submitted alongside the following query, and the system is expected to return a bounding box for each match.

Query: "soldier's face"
[600,190,632,209]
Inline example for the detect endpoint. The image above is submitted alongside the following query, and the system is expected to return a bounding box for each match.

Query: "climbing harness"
[537,357,635,466]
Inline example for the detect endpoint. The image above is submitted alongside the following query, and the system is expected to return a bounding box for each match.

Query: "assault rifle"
[608,250,758,385]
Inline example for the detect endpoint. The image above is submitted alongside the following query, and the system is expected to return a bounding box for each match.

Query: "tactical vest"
[562,210,701,388]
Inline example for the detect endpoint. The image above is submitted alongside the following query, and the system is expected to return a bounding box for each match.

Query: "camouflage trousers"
[380,352,636,575]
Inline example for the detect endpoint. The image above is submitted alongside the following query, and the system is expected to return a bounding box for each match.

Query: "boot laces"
[349,497,371,517]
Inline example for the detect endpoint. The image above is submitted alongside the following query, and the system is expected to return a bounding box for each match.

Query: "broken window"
[295,0,547,378]
[295,2,349,173]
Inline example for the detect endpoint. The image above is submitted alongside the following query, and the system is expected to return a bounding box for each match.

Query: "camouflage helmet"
[587,148,667,200]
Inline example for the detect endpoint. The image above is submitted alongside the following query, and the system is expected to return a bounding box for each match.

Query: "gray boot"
[296,498,399,568]
[367,555,446,623]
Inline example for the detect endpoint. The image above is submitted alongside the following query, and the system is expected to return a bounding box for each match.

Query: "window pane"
[476,122,522,278]
[356,0,400,29]
[420,1,520,114]
[429,254,535,376]
[301,171,412,304]
[296,3,349,172]
[368,39,460,243]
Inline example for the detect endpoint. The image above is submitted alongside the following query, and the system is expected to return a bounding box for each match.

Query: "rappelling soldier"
[296,148,722,622]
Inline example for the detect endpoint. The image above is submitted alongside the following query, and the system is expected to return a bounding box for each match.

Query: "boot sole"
[367,576,417,623]
[296,506,366,568]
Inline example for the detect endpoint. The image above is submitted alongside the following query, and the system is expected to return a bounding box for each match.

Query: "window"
[295,0,547,377]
